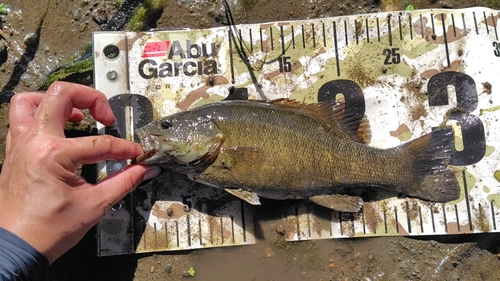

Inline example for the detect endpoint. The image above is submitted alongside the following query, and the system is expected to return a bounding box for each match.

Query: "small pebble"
[150,265,155,273]
[79,23,87,32]
[23,33,38,47]
[92,8,108,25]
[165,264,173,274]
[70,9,81,21]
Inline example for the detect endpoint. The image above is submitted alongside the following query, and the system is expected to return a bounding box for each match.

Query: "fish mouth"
[136,149,157,164]
[135,127,159,164]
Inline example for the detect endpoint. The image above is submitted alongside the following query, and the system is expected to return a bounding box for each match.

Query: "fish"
[135,99,460,212]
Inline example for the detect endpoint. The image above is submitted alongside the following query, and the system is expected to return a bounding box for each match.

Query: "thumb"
[92,165,161,207]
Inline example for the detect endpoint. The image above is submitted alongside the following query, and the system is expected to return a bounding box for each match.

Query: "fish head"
[135,113,224,165]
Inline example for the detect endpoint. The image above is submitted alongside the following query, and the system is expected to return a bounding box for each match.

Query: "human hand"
[0,82,160,264]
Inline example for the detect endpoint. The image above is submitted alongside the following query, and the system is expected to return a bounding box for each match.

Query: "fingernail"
[143,165,161,181]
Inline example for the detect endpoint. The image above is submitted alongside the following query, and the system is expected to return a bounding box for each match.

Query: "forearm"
[0,228,49,281]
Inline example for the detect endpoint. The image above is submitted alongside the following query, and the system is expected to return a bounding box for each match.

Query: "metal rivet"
[112,162,122,171]
[107,70,117,80]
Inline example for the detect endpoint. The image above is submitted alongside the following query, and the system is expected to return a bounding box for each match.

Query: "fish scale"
[94,7,500,256]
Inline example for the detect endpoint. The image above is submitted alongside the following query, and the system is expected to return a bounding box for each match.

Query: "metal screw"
[107,70,117,80]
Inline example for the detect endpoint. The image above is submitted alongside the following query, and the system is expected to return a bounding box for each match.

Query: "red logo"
[142,41,171,58]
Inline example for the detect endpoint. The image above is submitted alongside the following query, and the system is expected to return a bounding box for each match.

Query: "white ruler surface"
[94,7,500,256]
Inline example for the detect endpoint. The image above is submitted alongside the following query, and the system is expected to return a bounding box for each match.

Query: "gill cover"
[135,113,224,165]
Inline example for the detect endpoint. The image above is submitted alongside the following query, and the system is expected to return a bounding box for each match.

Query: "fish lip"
[136,149,157,164]
[135,127,159,164]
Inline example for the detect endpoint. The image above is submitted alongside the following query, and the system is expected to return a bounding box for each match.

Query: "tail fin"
[397,128,460,202]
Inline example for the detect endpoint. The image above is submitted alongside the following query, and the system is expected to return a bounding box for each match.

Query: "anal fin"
[309,194,363,212]
[224,188,261,205]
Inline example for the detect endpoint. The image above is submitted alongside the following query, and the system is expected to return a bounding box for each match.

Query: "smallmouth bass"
[135,99,459,212]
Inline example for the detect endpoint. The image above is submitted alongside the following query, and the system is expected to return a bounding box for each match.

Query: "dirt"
[2,0,500,280]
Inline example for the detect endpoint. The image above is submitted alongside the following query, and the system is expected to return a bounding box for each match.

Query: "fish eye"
[161,120,173,129]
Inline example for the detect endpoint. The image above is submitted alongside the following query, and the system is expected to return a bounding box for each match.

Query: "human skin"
[0,82,160,264]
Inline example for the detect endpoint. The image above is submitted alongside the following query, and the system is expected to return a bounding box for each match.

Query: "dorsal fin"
[268,98,366,143]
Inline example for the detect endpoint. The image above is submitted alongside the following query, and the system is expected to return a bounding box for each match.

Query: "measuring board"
[93,7,500,256]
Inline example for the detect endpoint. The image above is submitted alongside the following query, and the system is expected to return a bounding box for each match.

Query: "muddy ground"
[1,0,500,280]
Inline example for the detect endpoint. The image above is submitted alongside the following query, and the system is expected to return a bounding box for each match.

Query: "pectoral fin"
[309,194,363,212]
[224,188,261,205]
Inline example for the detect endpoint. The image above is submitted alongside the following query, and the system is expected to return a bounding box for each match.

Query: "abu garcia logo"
[139,40,218,78]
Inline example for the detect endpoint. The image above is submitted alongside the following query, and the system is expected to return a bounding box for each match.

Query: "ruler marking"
[419,15,424,38]
[259,28,263,52]
[394,207,399,233]
[451,13,457,37]
[484,11,490,34]
[198,219,202,246]
[350,213,355,234]
[409,14,413,39]
[295,205,301,240]
[187,215,192,247]
[165,222,169,248]
[442,204,448,233]
[339,211,344,235]
[398,14,403,40]
[333,21,340,76]
[209,216,213,245]
[418,206,424,233]
[270,27,274,50]
[405,201,412,233]
[240,200,247,242]
[312,23,316,48]
[291,25,296,49]
[462,170,473,231]
[441,13,451,67]
[361,207,366,234]
[280,25,285,55]
[454,204,460,232]
[238,29,243,46]
[228,29,235,84]
[491,201,497,230]
[344,20,348,45]
[249,28,253,51]
[231,215,235,243]
[473,12,479,34]
[478,203,483,232]
[492,13,499,40]
[431,13,435,34]
[431,205,436,233]
[376,17,380,42]
[306,212,311,238]
[388,15,392,46]
[220,217,224,244]
[143,226,147,249]
[462,13,466,33]
[383,210,388,233]
[329,211,333,236]
[322,22,326,47]
[355,19,359,44]
[301,24,305,49]
[175,221,180,247]
[365,18,370,43]
[154,222,157,248]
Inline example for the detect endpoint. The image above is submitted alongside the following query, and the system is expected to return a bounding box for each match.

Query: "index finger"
[34,82,115,135]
